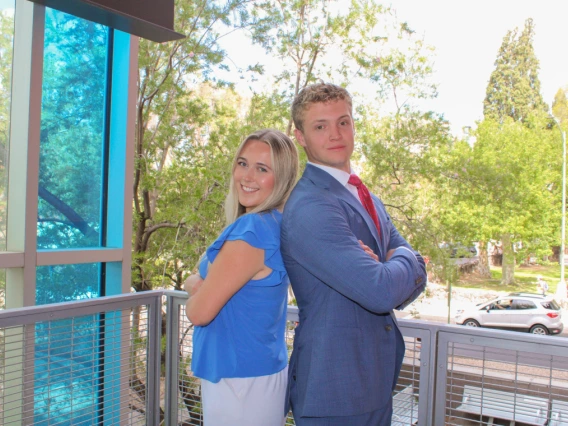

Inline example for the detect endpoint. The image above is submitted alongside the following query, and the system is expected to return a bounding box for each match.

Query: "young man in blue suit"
[281,83,427,425]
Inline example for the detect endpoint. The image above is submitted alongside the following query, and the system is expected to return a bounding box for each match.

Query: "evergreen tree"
[483,18,548,123]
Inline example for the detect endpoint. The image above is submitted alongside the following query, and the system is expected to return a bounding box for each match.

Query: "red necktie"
[348,174,381,236]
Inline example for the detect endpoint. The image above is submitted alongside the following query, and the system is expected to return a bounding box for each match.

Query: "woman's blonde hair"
[225,129,299,224]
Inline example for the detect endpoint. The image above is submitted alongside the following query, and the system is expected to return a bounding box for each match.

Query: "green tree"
[483,18,548,123]
[481,17,553,283]
[250,0,434,134]
[443,117,561,285]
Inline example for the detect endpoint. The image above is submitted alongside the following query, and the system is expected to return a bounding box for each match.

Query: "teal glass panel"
[34,315,101,425]
[36,263,101,304]
[0,1,15,251]
[35,263,102,425]
[37,8,110,249]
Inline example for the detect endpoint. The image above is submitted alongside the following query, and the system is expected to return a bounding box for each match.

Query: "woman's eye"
[237,161,247,167]
[258,167,268,173]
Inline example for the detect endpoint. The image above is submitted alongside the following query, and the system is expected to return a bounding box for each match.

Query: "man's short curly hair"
[292,83,353,131]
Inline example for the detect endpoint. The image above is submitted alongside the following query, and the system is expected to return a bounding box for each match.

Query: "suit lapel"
[303,165,382,248]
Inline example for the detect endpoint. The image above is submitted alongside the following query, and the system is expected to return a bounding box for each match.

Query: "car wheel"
[530,325,549,335]
[463,319,480,327]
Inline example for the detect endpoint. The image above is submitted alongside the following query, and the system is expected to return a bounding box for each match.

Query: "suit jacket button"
[385,325,392,331]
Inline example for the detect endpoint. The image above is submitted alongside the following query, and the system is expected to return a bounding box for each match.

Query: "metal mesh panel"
[442,334,568,426]
[176,304,202,425]
[0,304,152,425]
[392,335,421,426]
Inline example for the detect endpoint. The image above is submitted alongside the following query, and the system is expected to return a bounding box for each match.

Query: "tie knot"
[348,174,362,187]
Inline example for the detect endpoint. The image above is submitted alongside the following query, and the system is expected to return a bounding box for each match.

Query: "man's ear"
[294,128,306,148]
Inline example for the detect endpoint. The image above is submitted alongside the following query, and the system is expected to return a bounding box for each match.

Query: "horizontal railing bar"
[0,291,163,327]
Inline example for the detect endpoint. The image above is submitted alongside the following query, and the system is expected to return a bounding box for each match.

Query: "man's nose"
[329,124,341,140]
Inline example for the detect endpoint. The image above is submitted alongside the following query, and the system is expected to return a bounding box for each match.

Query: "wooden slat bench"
[456,385,548,425]
[549,399,568,426]
[391,385,418,426]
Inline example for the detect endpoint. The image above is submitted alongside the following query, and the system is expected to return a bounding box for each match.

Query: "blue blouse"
[191,210,289,383]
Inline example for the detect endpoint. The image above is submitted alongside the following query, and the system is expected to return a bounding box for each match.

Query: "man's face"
[294,99,354,173]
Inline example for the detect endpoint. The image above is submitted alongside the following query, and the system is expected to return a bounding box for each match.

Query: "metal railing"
[0,292,163,425]
[0,290,567,425]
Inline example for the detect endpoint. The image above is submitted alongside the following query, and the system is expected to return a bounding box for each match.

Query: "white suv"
[455,293,563,335]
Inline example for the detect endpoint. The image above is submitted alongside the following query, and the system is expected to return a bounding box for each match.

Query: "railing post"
[433,330,450,425]
[164,293,183,425]
[146,294,163,426]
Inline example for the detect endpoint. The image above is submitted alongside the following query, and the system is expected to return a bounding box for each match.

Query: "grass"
[455,264,562,294]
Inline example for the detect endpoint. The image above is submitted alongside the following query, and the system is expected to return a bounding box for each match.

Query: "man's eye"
[316,125,324,130]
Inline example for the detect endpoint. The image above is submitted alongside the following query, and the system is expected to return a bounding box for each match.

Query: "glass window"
[490,299,513,310]
[34,314,101,424]
[514,300,536,310]
[36,263,101,305]
[38,8,110,250]
[35,263,103,423]
[541,300,560,310]
[0,1,15,251]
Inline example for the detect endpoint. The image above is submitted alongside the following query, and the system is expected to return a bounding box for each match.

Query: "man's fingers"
[358,240,379,262]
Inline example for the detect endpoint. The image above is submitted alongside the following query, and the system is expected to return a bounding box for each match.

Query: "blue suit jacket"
[281,165,427,418]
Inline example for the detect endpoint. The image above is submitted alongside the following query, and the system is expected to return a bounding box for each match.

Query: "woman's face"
[233,139,275,212]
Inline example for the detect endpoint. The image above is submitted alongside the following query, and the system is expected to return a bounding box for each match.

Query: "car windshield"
[541,300,561,310]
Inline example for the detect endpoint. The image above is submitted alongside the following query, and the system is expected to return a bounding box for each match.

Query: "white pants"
[201,366,288,426]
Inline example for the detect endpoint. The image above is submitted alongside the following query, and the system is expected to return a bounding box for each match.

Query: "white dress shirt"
[308,162,361,204]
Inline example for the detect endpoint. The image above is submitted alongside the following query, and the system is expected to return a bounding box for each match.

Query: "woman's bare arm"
[185,240,265,326]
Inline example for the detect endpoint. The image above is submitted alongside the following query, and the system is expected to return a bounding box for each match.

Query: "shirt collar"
[308,162,351,187]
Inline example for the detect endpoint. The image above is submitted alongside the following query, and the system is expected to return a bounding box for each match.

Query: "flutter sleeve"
[202,212,286,283]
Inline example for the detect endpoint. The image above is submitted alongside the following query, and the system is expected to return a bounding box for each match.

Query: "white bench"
[391,385,418,426]
[549,399,568,426]
[456,385,548,425]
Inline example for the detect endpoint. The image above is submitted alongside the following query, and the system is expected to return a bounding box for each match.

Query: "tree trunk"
[475,240,492,278]
[501,234,515,285]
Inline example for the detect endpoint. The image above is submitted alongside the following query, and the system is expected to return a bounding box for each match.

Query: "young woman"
[185,129,299,426]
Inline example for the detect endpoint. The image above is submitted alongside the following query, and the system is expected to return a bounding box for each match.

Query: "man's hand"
[358,240,379,262]
[184,274,204,296]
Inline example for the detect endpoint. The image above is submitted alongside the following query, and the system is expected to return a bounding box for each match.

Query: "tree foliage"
[483,18,548,123]
[477,17,557,284]
[441,117,561,284]
[358,107,453,253]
